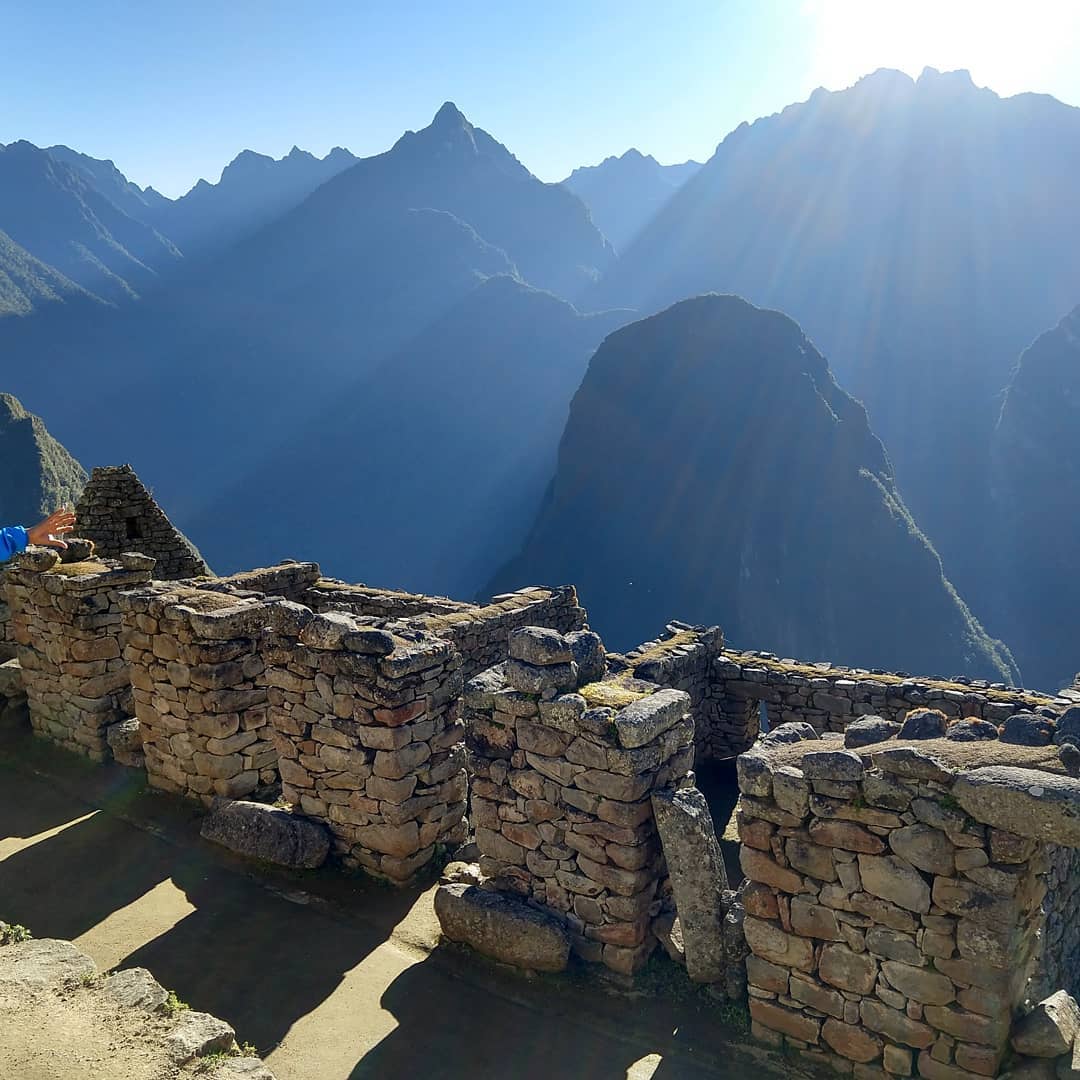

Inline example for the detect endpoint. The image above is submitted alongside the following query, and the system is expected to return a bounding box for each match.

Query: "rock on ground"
[434,882,570,972]
[0,937,97,992]
[164,1009,236,1063]
[201,800,330,868]
[1011,990,1080,1057]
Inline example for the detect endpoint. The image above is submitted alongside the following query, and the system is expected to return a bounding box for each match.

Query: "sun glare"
[803,0,1080,98]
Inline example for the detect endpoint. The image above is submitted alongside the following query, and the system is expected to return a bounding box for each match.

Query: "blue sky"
[4,0,1079,197]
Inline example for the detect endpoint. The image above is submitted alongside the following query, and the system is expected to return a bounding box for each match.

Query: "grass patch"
[49,561,105,577]
[162,990,189,1017]
[0,923,32,945]
[580,680,652,710]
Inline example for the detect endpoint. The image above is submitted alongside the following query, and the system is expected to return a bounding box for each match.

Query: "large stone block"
[200,800,330,868]
[953,767,1080,847]
[1011,991,1080,1058]
[434,882,569,972]
[651,786,727,983]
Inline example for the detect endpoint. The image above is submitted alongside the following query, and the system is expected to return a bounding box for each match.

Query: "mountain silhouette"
[0,393,86,524]
[187,275,630,595]
[149,144,358,258]
[563,149,701,252]
[991,304,1080,689]
[593,68,1080,616]
[492,294,1016,681]
[0,141,181,303]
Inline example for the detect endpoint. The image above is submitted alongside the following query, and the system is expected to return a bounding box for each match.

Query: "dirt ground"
[0,980,190,1080]
[0,715,777,1080]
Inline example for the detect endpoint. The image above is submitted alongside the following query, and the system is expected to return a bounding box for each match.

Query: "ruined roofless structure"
[74,464,210,579]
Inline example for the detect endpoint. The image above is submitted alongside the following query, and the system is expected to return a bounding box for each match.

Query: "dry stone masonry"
[708,649,1077,761]
[6,548,153,760]
[454,625,697,976]
[261,602,467,883]
[735,713,1080,1078]
[119,584,278,802]
[74,464,210,579]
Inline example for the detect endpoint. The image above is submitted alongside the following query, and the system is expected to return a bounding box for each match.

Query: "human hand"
[27,508,77,549]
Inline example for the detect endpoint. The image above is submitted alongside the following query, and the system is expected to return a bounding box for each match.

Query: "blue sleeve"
[0,526,28,562]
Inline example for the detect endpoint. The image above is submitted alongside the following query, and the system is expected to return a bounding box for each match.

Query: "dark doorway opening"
[125,517,143,540]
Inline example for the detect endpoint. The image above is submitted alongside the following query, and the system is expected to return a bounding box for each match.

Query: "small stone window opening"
[125,516,143,540]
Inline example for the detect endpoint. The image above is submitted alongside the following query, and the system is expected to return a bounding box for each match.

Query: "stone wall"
[735,723,1080,1077]
[200,561,320,602]
[615,622,726,759]
[6,549,153,760]
[303,580,474,619]
[413,586,587,681]
[261,604,467,883]
[1032,843,1080,1003]
[710,649,1072,760]
[461,626,695,975]
[119,584,276,802]
[74,464,210,579]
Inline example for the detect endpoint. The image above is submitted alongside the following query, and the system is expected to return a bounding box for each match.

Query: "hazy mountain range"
[2,70,1078,687]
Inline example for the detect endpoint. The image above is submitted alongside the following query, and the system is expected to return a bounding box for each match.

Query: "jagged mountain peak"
[431,100,469,129]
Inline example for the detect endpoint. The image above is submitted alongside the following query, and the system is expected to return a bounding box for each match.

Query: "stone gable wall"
[75,465,210,580]
[5,550,152,760]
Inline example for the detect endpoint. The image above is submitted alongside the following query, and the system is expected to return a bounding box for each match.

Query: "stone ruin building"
[4,475,1080,1077]
[75,464,210,579]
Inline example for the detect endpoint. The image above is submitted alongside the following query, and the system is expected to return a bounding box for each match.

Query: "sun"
[802,0,1080,99]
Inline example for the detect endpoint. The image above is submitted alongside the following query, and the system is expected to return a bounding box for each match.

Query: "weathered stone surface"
[1054,707,1080,747]
[164,1010,236,1063]
[508,627,574,666]
[865,927,922,966]
[809,818,885,854]
[614,689,689,749]
[743,915,815,971]
[791,896,843,941]
[860,997,935,1048]
[923,1004,1008,1046]
[761,721,818,745]
[772,766,810,818]
[749,998,821,1043]
[741,846,803,893]
[791,974,846,1018]
[1011,991,1080,1057]
[858,854,931,913]
[888,824,955,876]
[845,717,902,748]
[737,751,773,797]
[872,745,955,782]
[946,719,1000,742]
[103,967,168,1013]
[200,801,330,869]
[0,938,97,990]
[802,749,865,782]
[1000,712,1055,746]
[899,708,948,740]
[651,786,727,983]
[1057,1038,1080,1079]
[822,1018,883,1063]
[435,882,569,972]
[880,960,954,1005]
[953,767,1080,846]
[820,943,878,994]
[787,838,838,882]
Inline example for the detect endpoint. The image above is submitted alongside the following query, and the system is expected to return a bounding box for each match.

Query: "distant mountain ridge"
[990,304,1080,690]
[0,393,86,524]
[563,149,701,251]
[0,141,181,303]
[493,294,1017,682]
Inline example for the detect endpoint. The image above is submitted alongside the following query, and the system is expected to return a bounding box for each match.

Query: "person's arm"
[0,526,28,562]
[0,509,77,563]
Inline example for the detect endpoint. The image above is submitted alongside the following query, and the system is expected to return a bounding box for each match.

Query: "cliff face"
[0,394,86,524]
[991,304,1080,690]
[593,69,1080,608]
[493,294,1016,681]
